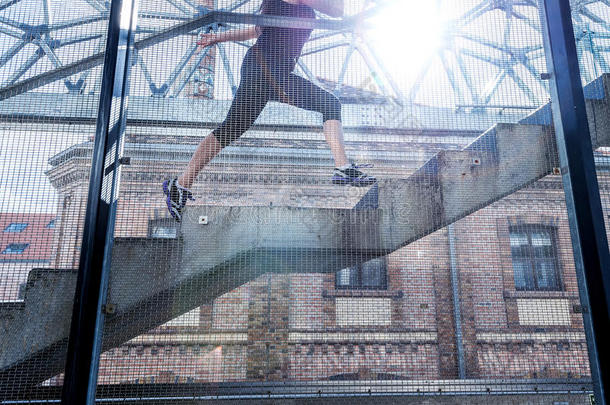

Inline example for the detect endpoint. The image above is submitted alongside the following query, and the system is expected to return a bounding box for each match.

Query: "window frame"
[335,257,388,290]
[2,243,30,254]
[509,224,562,292]
[3,223,28,233]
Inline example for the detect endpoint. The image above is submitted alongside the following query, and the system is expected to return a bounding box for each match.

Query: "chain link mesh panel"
[0,0,111,400]
[2,0,608,403]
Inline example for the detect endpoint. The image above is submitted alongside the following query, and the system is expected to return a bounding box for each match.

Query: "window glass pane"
[336,268,355,288]
[3,223,28,233]
[361,258,387,289]
[512,260,535,290]
[509,232,528,247]
[535,260,560,291]
[531,231,552,247]
[2,243,29,254]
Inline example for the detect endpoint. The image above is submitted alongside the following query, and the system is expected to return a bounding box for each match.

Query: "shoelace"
[181,189,196,203]
[173,182,195,204]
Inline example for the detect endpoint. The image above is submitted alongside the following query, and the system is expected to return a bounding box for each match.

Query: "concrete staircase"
[1,74,609,390]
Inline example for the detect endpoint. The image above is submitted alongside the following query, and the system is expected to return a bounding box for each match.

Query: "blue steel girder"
[0,0,20,12]
[1,0,610,108]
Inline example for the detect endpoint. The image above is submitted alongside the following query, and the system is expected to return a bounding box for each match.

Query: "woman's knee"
[212,123,246,148]
[322,94,342,122]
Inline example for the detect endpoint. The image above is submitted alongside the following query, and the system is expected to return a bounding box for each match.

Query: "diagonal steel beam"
[0,40,25,68]
[439,50,465,104]
[83,0,107,13]
[0,14,23,29]
[335,38,356,91]
[0,25,23,39]
[358,37,404,100]
[0,0,20,11]
[172,46,214,97]
[2,52,42,87]
[37,40,62,68]
[216,42,237,96]
[49,14,109,31]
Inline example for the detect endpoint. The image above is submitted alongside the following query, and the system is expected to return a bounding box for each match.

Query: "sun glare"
[366,1,447,85]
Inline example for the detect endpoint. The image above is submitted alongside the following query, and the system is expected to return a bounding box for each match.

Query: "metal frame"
[540,0,610,403]
[0,379,595,403]
[0,0,607,402]
[2,0,610,108]
[60,0,138,402]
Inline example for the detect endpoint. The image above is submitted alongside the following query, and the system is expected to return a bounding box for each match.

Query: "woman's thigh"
[271,73,340,119]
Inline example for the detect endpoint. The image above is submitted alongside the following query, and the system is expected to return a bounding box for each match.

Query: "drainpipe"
[448,224,466,379]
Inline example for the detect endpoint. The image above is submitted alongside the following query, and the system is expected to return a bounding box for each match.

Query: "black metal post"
[61,0,138,403]
[540,1,610,404]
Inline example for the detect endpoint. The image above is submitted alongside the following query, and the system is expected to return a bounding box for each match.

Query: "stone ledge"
[504,290,580,299]
[323,289,403,299]
[476,332,586,343]
[125,332,248,345]
[288,331,438,343]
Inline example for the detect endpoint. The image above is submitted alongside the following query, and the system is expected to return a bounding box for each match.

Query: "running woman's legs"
[273,73,348,167]
[323,119,348,169]
[167,52,375,220]
[178,51,270,189]
[278,73,375,186]
[178,133,222,190]
[164,51,270,220]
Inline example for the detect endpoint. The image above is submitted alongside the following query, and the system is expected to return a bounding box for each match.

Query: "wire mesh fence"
[1,0,609,403]
[0,0,111,399]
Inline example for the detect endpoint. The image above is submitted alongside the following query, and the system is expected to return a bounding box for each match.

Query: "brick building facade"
[36,128,597,385]
[0,213,56,301]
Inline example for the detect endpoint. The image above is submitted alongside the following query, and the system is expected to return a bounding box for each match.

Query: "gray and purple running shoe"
[332,163,376,187]
[163,178,194,222]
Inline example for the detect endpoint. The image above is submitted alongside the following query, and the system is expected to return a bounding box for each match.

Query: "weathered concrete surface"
[1,75,609,390]
[0,269,77,385]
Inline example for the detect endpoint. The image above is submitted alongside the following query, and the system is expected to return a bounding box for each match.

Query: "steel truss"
[1,0,610,108]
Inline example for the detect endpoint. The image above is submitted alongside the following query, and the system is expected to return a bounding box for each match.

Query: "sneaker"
[162,178,194,222]
[332,163,377,187]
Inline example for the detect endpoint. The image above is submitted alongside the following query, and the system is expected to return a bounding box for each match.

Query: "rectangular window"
[2,243,30,254]
[3,223,28,233]
[335,257,387,290]
[509,225,561,291]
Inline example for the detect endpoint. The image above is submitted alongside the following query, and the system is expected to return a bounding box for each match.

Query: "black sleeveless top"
[254,0,316,60]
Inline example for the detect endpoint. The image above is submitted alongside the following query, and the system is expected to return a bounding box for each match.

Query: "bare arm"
[197,26,259,49]
[297,0,343,17]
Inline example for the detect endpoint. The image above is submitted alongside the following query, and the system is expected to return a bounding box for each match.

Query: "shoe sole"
[332,177,377,187]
